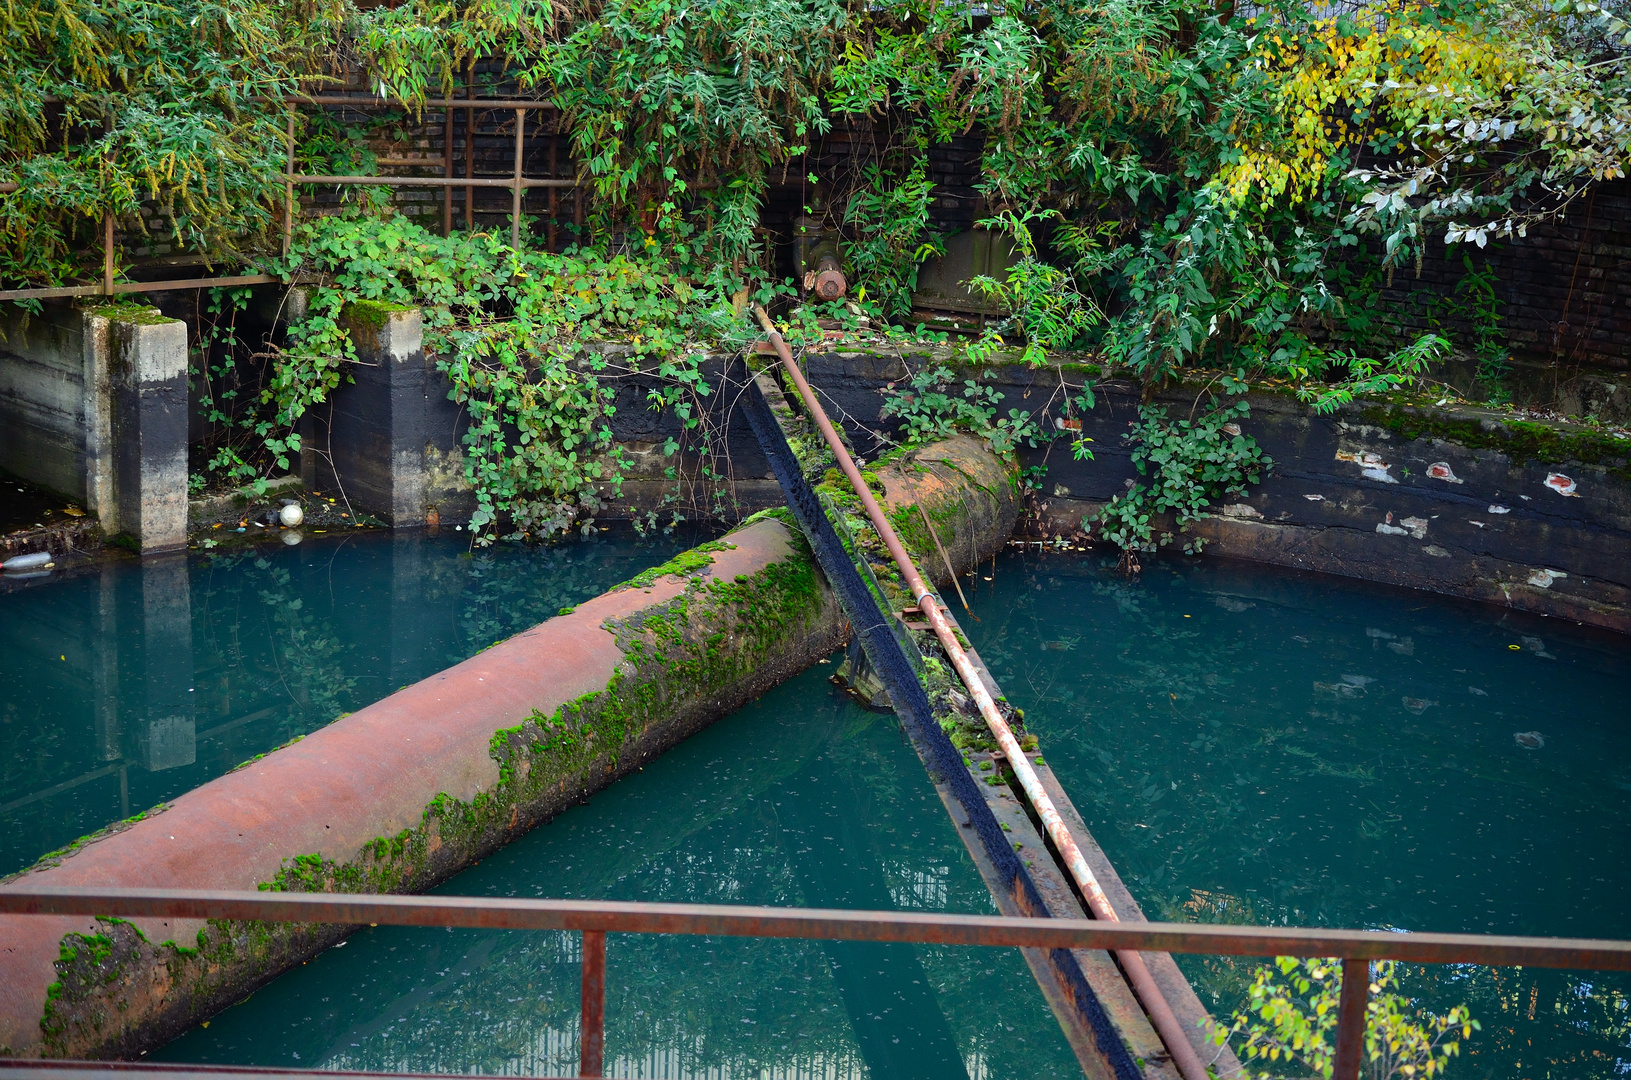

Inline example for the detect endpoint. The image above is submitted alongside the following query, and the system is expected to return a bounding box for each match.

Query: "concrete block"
[109,314,190,552]
[317,303,430,525]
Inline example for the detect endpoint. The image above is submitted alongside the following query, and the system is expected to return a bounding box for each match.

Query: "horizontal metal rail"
[0,275,279,303]
[290,175,577,188]
[4,886,1627,967]
[0,95,577,301]
[294,95,556,110]
[0,1065,576,1080]
[3,887,1626,1080]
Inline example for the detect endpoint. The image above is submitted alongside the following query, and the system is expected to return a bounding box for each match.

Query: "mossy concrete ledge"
[0,517,844,1059]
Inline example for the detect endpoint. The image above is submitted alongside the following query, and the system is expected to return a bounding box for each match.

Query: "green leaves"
[1224,958,1478,1079]
[1092,400,1269,554]
[270,211,747,544]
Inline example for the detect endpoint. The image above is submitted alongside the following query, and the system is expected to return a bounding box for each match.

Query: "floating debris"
[1468,687,1488,696]
[1214,595,1255,612]
[1401,697,1436,715]
[1341,674,1375,687]
[1427,461,1463,484]
[1367,628,1395,640]
[1387,638,1415,656]
[1303,493,1325,501]
[1521,635,1557,659]
[1488,504,1511,514]
[1514,731,1545,749]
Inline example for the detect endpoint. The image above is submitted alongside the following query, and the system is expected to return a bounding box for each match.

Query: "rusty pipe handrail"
[2,887,1628,968]
[748,306,1213,1080]
[4,887,1628,1080]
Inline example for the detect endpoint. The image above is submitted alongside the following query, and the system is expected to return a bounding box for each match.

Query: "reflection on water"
[0,526,709,877]
[156,667,1080,1080]
[967,551,1631,1080]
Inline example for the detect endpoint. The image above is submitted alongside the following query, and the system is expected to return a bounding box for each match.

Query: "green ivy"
[1092,398,1270,559]
[879,364,1047,455]
[260,212,778,541]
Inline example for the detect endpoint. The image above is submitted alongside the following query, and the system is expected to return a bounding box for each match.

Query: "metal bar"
[0,284,104,301]
[294,95,557,110]
[464,63,475,229]
[579,930,606,1077]
[547,129,558,252]
[102,214,114,295]
[0,1064,576,1080]
[752,305,1212,1080]
[511,108,524,249]
[2,888,1629,970]
[442,105,452,237]
[0,765,118,816]
[0,275,280,303]
[290,175,576,188]
[1332,958,1370,1080]
[284,110,295,255]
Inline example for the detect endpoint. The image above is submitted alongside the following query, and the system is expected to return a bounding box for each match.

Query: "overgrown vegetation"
[1092,396,1271,565]
[5,0,1628,538]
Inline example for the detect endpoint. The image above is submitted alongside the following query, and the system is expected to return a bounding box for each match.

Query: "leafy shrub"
[1222,957,1478,1080]
[1092,398,1270,557]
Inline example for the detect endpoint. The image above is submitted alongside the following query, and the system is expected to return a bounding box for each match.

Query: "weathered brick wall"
[1381,179,1631,371]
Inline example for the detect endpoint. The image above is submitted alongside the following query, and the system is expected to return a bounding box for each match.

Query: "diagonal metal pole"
[752,304,1213,1080]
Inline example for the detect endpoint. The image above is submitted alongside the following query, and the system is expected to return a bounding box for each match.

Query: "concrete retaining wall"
[790,350,1631,633]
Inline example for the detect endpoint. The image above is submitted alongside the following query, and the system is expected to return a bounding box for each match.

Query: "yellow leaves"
[1217,0,1531,207]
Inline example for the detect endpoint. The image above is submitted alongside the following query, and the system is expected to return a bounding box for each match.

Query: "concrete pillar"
[108,313,190,552]
[0,301,189,552]
[321,301,429,525]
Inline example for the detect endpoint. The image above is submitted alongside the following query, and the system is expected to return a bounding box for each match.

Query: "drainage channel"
[730,327,1237,1080]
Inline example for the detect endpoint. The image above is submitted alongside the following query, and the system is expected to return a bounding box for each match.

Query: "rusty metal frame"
[1,887,1628,1080]
[0,96,574,303]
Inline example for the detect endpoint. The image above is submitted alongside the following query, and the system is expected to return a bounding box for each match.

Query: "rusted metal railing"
[0,96,572,303]
[1,887,1628,1080]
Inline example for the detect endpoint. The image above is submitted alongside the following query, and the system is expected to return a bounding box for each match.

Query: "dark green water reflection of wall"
[156,667,1080,1080]
[966,551,1631,1080]
[0,526,709,877]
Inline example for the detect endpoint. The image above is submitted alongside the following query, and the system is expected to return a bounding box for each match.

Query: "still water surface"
[67,542,1631,1078]
[0,527,707,876]
[967,551,1631,1080]
[157,666,1080,1080]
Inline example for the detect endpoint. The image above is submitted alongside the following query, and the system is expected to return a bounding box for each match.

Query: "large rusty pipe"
[751,306,1213,1080]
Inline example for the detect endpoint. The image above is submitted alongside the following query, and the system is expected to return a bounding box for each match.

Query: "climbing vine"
[262,212,770,542]
[1091,398,1270,563]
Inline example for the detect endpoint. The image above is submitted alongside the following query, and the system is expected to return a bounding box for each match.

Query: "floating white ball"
[279,503,304,527]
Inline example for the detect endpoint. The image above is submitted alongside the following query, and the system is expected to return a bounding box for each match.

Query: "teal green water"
[965,551,1631,1080]
[156,666,1081,1080]
[0,526,707,877]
